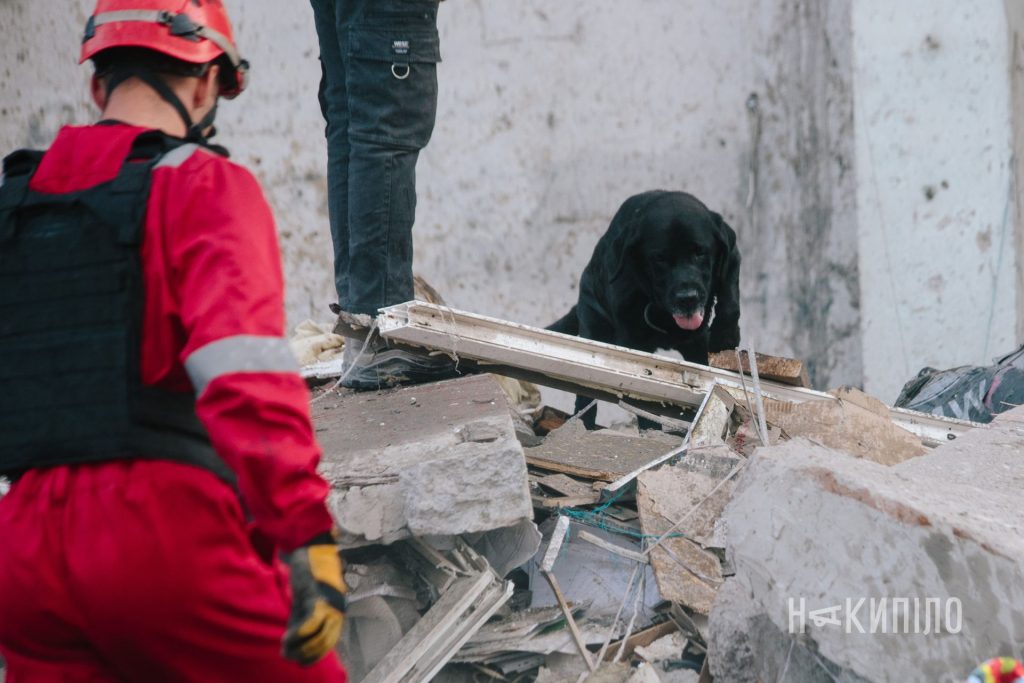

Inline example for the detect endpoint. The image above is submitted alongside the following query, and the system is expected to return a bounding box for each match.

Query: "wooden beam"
[542,571,597,672]
[709,350,810,387]
[577,530,649,564]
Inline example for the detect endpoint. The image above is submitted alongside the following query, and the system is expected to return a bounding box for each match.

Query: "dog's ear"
[608,192,660,282]
[609,225,640,283]
[709,212,741,352]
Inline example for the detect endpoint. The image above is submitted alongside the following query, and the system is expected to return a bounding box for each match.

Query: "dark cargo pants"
[310,0,441,315]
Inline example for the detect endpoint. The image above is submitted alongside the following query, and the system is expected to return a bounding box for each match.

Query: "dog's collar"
[643,303,669,334]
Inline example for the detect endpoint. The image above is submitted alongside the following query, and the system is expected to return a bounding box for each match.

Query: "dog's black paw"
[708,316,740,353]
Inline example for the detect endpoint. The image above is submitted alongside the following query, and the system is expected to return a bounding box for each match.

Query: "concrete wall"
[424,0,860,391]
[853,1,1018,401]
[741,0,860,389]
[0,0,1018,402]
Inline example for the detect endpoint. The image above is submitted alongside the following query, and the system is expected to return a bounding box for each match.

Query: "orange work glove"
[281,532,348,666]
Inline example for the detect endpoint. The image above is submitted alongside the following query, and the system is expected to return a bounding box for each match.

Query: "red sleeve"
[161,153,333,552]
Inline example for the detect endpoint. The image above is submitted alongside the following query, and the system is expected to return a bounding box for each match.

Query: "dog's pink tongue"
[673,313,704,330]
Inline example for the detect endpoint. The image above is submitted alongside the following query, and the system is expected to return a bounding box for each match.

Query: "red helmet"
[80,0,249,98]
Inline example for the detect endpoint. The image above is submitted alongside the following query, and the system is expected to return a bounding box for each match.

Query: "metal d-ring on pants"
[310,0,441,316]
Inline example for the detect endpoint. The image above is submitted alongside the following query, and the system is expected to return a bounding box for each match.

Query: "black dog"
[549,190,741,426]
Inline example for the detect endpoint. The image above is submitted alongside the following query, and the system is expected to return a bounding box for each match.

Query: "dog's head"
[610,191,741,348]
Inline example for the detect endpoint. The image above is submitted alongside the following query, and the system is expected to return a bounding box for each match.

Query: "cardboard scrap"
[766,386,926,465]
[639,447,739,546]
[635,448,740,615]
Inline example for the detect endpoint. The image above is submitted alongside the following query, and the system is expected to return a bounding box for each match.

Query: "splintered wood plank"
[361,573,492,683]
[531,494,601,509]
[708,350,810,387]
[525,421,684,481]
[537,473,597,498]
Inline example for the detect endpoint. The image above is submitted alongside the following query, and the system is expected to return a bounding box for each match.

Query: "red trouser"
[0,460,347,683]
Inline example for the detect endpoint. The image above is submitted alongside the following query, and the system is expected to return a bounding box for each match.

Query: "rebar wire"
[435,302,464,371]
[777,638,795,682]
[733,349,762,445]
[642,460,746,559]
[566,398,599,424]
[595,562,643,663]
[983,154,1015,360]
[745,346,770,447]
[613,569,646,663]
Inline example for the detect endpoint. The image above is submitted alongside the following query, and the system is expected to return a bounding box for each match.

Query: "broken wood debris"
[361,539,512,683]
[709,349,810,387]
[525,419,685,484]
[299,301,995,680]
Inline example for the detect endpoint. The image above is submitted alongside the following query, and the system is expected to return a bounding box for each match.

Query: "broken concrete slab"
[707,578,868,683]
[709,408,1024,682]
[531,473,602,509]
[313,374,533,546]
[526,420,685,481]
[635,533,720,617]
[538,473,600,499]
[687,384,738,450]
[766,386,926,465]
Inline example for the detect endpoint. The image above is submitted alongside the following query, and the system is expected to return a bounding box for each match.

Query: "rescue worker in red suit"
[0,2,348,680]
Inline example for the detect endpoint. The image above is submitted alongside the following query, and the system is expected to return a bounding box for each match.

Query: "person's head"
[80,1,249,140]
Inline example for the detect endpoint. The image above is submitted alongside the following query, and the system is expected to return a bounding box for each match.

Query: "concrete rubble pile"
[296,301,1017,683]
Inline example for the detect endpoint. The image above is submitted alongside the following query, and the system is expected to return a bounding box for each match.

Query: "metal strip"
[184,335,298,396]
[374,301,978,444]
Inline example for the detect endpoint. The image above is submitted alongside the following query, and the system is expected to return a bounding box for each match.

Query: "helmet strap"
[104,65,221,145]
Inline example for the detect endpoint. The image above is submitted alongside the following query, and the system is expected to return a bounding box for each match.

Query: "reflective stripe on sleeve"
[154,144,202,169]
[184,335,299,396]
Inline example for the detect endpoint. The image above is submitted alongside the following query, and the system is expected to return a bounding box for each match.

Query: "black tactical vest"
[0,131,234,484]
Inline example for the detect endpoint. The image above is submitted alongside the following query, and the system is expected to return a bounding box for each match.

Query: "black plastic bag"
[895,345,1024,423]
